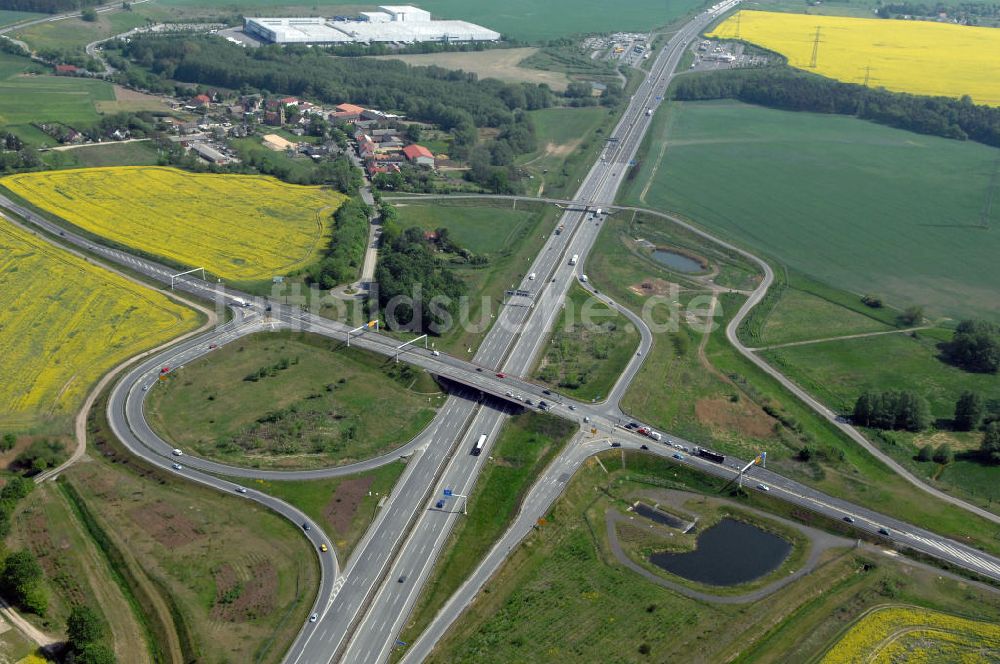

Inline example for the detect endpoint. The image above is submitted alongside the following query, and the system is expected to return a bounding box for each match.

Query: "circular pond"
[650,249,705,274]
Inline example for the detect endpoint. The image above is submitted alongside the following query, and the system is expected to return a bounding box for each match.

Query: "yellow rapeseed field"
[2,166,348,282]
[820,605,1000,663]
[0,217,199,427]
[709,11,1000,106]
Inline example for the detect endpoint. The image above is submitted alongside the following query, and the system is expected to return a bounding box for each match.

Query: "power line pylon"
[809,26,822,68]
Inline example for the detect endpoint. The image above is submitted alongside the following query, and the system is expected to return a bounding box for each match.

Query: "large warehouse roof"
[244,6,500,44]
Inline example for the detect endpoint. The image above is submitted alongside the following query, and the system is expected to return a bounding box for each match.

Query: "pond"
[634,503,686,529]
[651,249,705,274]
[649,518,791,586]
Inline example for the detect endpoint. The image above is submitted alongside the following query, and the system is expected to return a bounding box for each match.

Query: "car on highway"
[320,543,328,552]
[611,441,621,448]
[506,391,513,397]
[302,522,311,531]
[640,444,649,450]
[171,463,183,470]
[542,389,552,395]
[208,344,217,349]
[568,405,576,410]
[626,422,639,430]
[843,516,856,523]
[878,527,891,537]
[235,486,247,494]
[432,350,440,356]
[525,398,534,406]
[672,453,684,460]
[756,484,770,492]
[309,613,318,623]
[496,372,506,378]
[171,448,183,456]
[142,385,149,391]
[398,575,406,583]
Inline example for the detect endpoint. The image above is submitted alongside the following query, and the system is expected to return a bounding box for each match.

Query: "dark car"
[538,400,548,410]
[625,422,639,430]
[611,442,622,448]
[542,389,552,395]
[435,500,445,509]
[843,516,855,524]
[398,575,406,583]
[302,523,311,531]
[878,527,891,537]
[640,444,649,450]
[525,398,534,406]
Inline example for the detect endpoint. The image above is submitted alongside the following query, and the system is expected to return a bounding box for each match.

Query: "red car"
[160,367,170,373]
[496,372,506,378]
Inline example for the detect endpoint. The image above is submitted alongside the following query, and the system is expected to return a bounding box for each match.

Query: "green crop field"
[42,140,161,169]
[620,100,1000,321]
[761,329,1000,420]
[146,331,443,469]
[12,5,167,51]
[153,0,702,41]
[0,9,43,26]
[394,201,535,255]
[0,51,116,144]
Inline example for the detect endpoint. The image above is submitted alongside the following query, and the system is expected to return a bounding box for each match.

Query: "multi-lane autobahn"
[4,0,1000,661]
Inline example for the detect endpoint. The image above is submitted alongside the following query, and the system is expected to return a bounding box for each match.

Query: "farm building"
[403,144,435,167]
[244,5,499,45]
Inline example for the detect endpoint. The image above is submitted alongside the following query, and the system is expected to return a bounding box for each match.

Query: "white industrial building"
[244,5,500,45]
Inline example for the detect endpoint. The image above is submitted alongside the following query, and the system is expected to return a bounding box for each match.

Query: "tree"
[917,444,933,462]
[1,476,33,502]
[933,443,953,464]
[1,550,46,615]
[954,391,985,431]
[81,7,97,21]
[0,433,15,451]
[897,305,924,326]
[981,423,1000,465]
[67,606,106,651]
[943,320,1000,374]
[404,123,422,142]
[75,643,116,664]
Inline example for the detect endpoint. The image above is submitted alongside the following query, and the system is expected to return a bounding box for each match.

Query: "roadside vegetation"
[147,331,443,470]
[427,451,1000,663]
[250,462,406,562]
[383,199,557,355]
[533,283,639,402]
[3,166,348,284]
[396,411,575,658]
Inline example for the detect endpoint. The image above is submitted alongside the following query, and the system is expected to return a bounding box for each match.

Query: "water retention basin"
[649,518,791,586]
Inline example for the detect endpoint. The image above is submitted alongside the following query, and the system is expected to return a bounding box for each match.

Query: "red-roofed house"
[192,94,211,108]
[54,64,78,74]
[280,96,300,106]
[402,144,434,168]
[331,103,364,122]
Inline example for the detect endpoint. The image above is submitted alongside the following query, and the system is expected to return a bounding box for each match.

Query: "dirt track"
[372,48,571,91]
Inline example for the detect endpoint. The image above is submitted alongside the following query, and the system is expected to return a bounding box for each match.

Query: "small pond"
[634,503,686,529]
[651,249,705,274]
[649,518,791,586]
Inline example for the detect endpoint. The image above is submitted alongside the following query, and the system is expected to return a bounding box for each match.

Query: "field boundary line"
[747,326,930,352]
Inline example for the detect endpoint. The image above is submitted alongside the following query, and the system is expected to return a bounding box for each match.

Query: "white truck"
[528,272,536,280]
[569,254,578,266]
[645,108,653,117]
[580,274,588,283]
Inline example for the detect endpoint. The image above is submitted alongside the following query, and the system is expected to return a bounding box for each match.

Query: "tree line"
[0,0,100,13]
[118,37,554,133]
[672,66,1000,148]
[305,197,371,290]
[372,201,466,334]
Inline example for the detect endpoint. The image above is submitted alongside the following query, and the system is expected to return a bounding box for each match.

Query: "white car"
[756,484,770,492]
[432,350,440,356]
[171,449,183,457]
[235,487,247,494]
[309,613,318,623]
[171,463,183,471]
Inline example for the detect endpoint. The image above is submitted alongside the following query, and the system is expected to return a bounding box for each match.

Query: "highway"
[5,0,1000,660]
